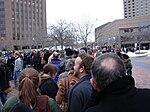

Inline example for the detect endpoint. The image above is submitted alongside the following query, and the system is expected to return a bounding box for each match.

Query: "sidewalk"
[126,50,150,58]
[7,80,18,99]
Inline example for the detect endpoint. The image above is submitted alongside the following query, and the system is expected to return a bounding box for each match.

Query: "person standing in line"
[122,54,133,76]
[58,48,74,75]
[50,52,61,83]
[2,68,61,112]
[14,51,23,87]
[115,47,123,59]
[39,64,58,100]
[67,53,94,112]
[86,53,150,112]
[56,59,79,112]
[7,51,15,80]
[0,57,10,106]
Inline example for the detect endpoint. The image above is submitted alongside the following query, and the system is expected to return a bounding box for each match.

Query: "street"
[131,56,150,88]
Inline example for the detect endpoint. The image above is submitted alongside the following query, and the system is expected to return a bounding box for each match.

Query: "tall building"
[95,0,150,49]
[124,0,150,18]
[0,0,47,50]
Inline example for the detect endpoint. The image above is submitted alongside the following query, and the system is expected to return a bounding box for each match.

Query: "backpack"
[33,95,51,112]
[9,95,51,112]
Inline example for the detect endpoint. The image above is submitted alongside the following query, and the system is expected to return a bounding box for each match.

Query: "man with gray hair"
[86,53,150,112]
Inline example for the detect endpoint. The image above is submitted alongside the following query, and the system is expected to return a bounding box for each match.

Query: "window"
[13,34,15,40]
[124,29,129,32]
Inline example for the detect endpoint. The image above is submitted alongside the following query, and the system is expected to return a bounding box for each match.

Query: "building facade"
[0,0,47,50]
[95,0,150,49]
[95,15,150,49]
[124,0,150,18]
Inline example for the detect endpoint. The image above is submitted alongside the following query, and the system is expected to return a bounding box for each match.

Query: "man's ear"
[90,78,98,90]
[79,66,84,73]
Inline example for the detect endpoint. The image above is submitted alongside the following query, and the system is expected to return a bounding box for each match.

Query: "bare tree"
[48,19,75,50]
[75,18,95,47]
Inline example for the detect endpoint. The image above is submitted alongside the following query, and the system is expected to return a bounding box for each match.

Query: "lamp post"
[113,37,116,49]
[32,37,35,49]
[55,35,58,50]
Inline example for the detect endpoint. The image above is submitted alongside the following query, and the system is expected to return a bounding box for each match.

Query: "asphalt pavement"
[131,56,150,88]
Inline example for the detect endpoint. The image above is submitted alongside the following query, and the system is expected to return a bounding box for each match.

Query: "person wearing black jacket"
[7,52,15,80]
[39,64,58,100]
[0,57,9,105]
[86,53,150,112]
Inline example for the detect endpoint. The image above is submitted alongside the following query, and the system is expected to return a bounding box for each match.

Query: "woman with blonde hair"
[2,68,61,112]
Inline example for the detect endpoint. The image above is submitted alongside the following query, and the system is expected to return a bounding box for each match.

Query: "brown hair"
[78,53,94,75]
[43,64,57,77]
[18,68,40,108]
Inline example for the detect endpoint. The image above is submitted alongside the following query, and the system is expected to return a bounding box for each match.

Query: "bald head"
[91,53,126,90]
[101,57,116,71]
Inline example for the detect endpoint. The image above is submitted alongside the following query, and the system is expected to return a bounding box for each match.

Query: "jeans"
[14,71,21,87]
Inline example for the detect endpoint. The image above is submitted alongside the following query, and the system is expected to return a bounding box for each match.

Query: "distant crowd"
[0,46,149,112]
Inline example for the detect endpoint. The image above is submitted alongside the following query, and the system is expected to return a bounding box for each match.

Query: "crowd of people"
[0,46,149,112]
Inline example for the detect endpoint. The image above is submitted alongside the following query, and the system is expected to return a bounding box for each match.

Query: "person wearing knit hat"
[65,48,73,56]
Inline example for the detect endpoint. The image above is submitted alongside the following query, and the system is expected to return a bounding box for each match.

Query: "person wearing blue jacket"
[67,53,94,112]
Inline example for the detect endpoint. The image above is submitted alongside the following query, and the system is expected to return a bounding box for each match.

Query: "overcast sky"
[46,0,124,27]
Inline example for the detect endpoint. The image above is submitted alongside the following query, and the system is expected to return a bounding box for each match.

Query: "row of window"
[12,32,40,40]
[124,0,147,4]
[0,0,5,35]
[11,0,44,36]
[120,27,150,33]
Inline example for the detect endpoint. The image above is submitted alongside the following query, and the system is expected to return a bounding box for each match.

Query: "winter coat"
[2,95,61,112]
[0,60,10,91]
[124,58,132,72]
[50,58,61,83]
[14,57,23,72]
[39,76,58,100]
[56,71,79,112]
[67,75,92,112]
[86,76,150,112]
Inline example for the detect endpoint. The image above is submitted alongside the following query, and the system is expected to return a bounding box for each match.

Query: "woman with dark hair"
[39,64,59,100]
[2,68,61,112]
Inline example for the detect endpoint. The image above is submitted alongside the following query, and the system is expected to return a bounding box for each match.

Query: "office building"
[95,0,150,49]
[124,0,150,18]
[0,0,47,50]
[95,16,150,49]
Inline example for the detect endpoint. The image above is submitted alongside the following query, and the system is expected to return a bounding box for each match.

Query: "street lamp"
[32,37,35,49]
[55,35,57,50]
[113,37,116,49]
